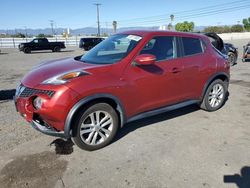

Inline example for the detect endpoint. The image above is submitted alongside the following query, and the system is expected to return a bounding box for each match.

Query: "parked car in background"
[18,38,66,53]
[204,32,238,66]
[222,43,238,66]
[79,37,104,50]
[242,42,250,62]
[15,30,230,151]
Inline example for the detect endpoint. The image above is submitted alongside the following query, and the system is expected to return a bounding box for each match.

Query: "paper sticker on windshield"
[126,35,142,41]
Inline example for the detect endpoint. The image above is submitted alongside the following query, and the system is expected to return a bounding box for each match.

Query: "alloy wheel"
[208,83,224,108]
[79,111,113,145]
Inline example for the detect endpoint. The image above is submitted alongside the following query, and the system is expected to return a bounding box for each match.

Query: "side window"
[33,39,38,43]
[96,38,102,43]
[182,37,203,56]
[38,39,45,43]
[85,39,91,43]
[140,36,176,61]
[142,39,156,51]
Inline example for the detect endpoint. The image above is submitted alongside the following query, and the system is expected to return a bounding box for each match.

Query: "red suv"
[15,31,230,151]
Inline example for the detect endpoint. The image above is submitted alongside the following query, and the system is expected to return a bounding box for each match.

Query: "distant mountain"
[0,26,207,36]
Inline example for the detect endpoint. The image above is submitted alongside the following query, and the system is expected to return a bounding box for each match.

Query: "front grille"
[18,85,55,98]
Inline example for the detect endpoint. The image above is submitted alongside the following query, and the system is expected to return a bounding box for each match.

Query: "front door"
[123,35,186,114]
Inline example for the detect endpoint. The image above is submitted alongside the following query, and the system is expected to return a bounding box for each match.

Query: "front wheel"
[23,47,31,53]
[72,103,119,151]
[200,79,227,112]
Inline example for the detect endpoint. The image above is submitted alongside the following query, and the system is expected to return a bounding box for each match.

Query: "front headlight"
[33,97,43,109]
[42,71,89,85]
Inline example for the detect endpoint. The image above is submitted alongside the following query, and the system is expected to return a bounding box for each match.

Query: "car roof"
[80,37,104,39]
[118,30,207,39]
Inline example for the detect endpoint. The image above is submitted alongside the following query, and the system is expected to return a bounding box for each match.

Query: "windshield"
[80,34,142,64]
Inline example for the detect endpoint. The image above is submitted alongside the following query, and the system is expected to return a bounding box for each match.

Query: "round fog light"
[33,97,43,109]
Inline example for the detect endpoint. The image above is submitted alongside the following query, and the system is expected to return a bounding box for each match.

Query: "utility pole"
[105,22,108,35]
[49,20,54,36]
[24,26,28,41]
[94,3,101,36]
[112,21,117,33]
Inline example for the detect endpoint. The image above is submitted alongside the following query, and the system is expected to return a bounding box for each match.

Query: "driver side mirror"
[133,54,156,66]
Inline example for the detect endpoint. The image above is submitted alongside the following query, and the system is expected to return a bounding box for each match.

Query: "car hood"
[21,57,103,88]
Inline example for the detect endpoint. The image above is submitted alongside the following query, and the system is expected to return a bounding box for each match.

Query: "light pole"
[94,3,101,36]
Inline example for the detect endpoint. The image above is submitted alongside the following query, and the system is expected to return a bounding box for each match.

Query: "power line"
[116,4,250,26]
[102,0,249,26]
[53,0,250,30]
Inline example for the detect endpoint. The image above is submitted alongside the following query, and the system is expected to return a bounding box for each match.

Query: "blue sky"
[1,0,250,29]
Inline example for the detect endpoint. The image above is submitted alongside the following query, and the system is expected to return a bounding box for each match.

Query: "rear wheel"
[53,46,61,52]
[200,79,227,111]
[72,103,119,151]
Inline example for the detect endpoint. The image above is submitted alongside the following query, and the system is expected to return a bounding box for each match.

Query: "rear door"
[179,36,206,99]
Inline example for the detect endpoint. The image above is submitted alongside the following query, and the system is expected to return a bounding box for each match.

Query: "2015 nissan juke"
[15,30,230,151]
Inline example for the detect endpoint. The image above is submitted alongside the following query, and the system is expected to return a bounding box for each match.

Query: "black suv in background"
[222,43,238,66]
[79,37,104,50]
[204,33,238,66]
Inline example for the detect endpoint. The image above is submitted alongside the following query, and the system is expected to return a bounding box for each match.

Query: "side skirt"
[127,100,199,123]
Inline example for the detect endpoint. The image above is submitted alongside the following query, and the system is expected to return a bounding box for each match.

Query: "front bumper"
[18,45,24,51]
[14,96,70,138]
[31,119,69,138]
[14,83,80,138]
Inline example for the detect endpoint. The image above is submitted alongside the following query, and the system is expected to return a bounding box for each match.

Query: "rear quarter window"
[182,37,203,56]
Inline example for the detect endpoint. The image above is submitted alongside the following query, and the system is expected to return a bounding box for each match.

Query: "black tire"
[72,103,119,151]
[53,46,61,52]
[200,79,227,112]
[24,47,31,54]
[228,52,236,66]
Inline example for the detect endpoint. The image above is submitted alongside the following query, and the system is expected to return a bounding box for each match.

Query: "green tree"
[203,26,230,34]
[102,33,109,37]
[36,33,53,38]
[175,21,195,32]
[231,24,244,32]
[243,17,250,31]
[11,33,25,38]
[223,26,231,33]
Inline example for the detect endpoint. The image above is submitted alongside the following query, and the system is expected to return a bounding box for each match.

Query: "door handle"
[171,67,181,73]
